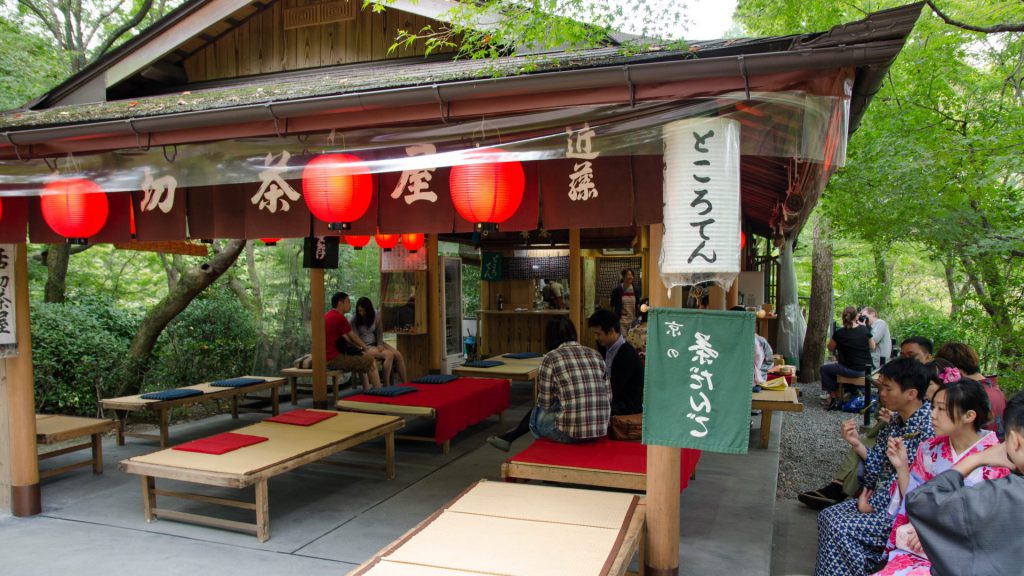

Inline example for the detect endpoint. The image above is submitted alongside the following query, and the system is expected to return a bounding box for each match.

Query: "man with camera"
[859,307,892,369]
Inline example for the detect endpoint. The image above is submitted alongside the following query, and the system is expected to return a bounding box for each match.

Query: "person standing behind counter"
[610,268,640,336]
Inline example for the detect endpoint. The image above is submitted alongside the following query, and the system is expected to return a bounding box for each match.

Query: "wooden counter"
[476,309,570,357]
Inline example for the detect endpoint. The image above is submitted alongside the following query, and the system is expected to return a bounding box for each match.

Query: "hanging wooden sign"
[0,244,17,356]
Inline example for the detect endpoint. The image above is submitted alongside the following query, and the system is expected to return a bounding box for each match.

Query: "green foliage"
[365,0,687,68]
[142,293,259,390]
[743,0,1024,378]
[0,16,68,110]
[30,298,135,415]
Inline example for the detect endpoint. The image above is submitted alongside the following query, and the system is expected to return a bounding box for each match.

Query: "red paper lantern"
[344,235,370,250]
[260,238,282,245]
[0,197,4,223]
[129,202,136,238]
[740,231,746,250]
[401,233,425,253]
[40,178,109,244]
[374,231,399,251]
[302,153,373,230]
[449,148,524,232]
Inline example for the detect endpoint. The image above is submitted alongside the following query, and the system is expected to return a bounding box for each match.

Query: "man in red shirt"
[326,292,381,389]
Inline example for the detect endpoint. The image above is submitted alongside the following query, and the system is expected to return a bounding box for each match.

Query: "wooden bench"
[751,387,804,448]
[501,437,701,492]
[101,375,285,447]
[452,354,543,402]
[35,414,117,479]
[337,377,510,454]
[347,479,645,576]
[279,367,344,405]
[119,410,404,542]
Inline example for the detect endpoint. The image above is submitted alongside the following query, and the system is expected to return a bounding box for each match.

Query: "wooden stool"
[279,368,344,405]
[837,364,874,426]
[836,375,865,400]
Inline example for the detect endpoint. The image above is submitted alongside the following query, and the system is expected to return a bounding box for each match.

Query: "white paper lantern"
[660,117,741,294]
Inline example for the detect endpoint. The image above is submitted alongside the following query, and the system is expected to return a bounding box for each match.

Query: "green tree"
[0,16,67,111]
[738,0,1024,385]
[366,0,688,62]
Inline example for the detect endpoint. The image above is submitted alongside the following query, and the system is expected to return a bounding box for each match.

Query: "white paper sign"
[0,244,17,350]
[660,118,741,293]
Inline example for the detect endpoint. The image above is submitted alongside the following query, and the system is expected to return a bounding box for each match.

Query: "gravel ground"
[777,379,864,499]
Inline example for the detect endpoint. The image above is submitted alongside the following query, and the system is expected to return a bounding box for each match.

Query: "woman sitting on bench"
[487,317,610,451]
[820,306,876,410]
[353,296,408,386]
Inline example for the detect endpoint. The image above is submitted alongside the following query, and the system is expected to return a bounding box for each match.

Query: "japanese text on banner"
[643,308,754,454]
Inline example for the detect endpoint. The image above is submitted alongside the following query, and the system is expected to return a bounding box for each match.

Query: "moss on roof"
[0,46,693,131]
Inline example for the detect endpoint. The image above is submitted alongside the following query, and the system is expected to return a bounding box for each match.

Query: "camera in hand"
[858,314,869,325]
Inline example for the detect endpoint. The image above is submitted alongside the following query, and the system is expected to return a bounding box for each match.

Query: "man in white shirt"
[860,307,891,369]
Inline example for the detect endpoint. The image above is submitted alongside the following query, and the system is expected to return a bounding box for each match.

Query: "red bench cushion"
[346,377,510,444]
[507,437,702,491]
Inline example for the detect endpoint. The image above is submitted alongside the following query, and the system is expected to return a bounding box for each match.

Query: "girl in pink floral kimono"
[872,378,1011,576]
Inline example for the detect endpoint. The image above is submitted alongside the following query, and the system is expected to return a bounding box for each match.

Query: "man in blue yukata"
[815,357,935,576]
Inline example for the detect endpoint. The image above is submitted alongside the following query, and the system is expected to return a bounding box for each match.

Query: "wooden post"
[310,268,327,409]
[569,229,582,331]
[726,280,739,309]
[2,244,41,516]
[645,224,681,576]
[427,235,442,372]
[708,285,726,310]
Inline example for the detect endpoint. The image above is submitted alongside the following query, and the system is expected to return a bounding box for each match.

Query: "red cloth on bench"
[507,437,702,491]
[173,432,268,455]
[345,377,510,445]
[265,409,338,426]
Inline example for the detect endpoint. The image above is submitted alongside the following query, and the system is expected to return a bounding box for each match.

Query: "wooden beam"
[645,223,680,576]
[569,229,582,332]
[106,0,257,86]
[3,244,40,516]
[427,235,442,371]
[310,268,327,409]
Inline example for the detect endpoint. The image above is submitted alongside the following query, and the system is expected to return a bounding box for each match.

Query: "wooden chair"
[836,364,874,426]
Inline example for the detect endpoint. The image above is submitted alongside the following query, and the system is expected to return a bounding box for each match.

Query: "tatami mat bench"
[101,375,285,447]
[501,437,702,492]
[35,414,117,479]
[119,410,403,542]
[337,377,510,454]
[348,479,645,576]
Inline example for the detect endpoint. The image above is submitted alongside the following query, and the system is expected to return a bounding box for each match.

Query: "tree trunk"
[871,244,892,312]
[114,240,246,397]
[44,243,70,303]
[800,216,833,383]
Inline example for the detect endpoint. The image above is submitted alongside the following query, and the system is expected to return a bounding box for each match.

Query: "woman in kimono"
[872,378,1010,576]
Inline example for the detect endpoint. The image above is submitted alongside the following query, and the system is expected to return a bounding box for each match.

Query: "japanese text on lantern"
[391,144,438,204]
[253,151,300,213]
[0,245,15,347]
[689,130,717,264]
[566,122,599,202]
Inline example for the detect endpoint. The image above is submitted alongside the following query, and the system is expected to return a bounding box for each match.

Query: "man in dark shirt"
[588,309,644,416]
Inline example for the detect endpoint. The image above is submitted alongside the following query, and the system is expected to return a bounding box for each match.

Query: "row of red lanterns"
[258,232,425,252]
[28,148,524,244]
[343,232,424,252]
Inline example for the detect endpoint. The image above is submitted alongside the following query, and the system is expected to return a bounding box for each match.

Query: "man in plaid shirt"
[487,317,610,451]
